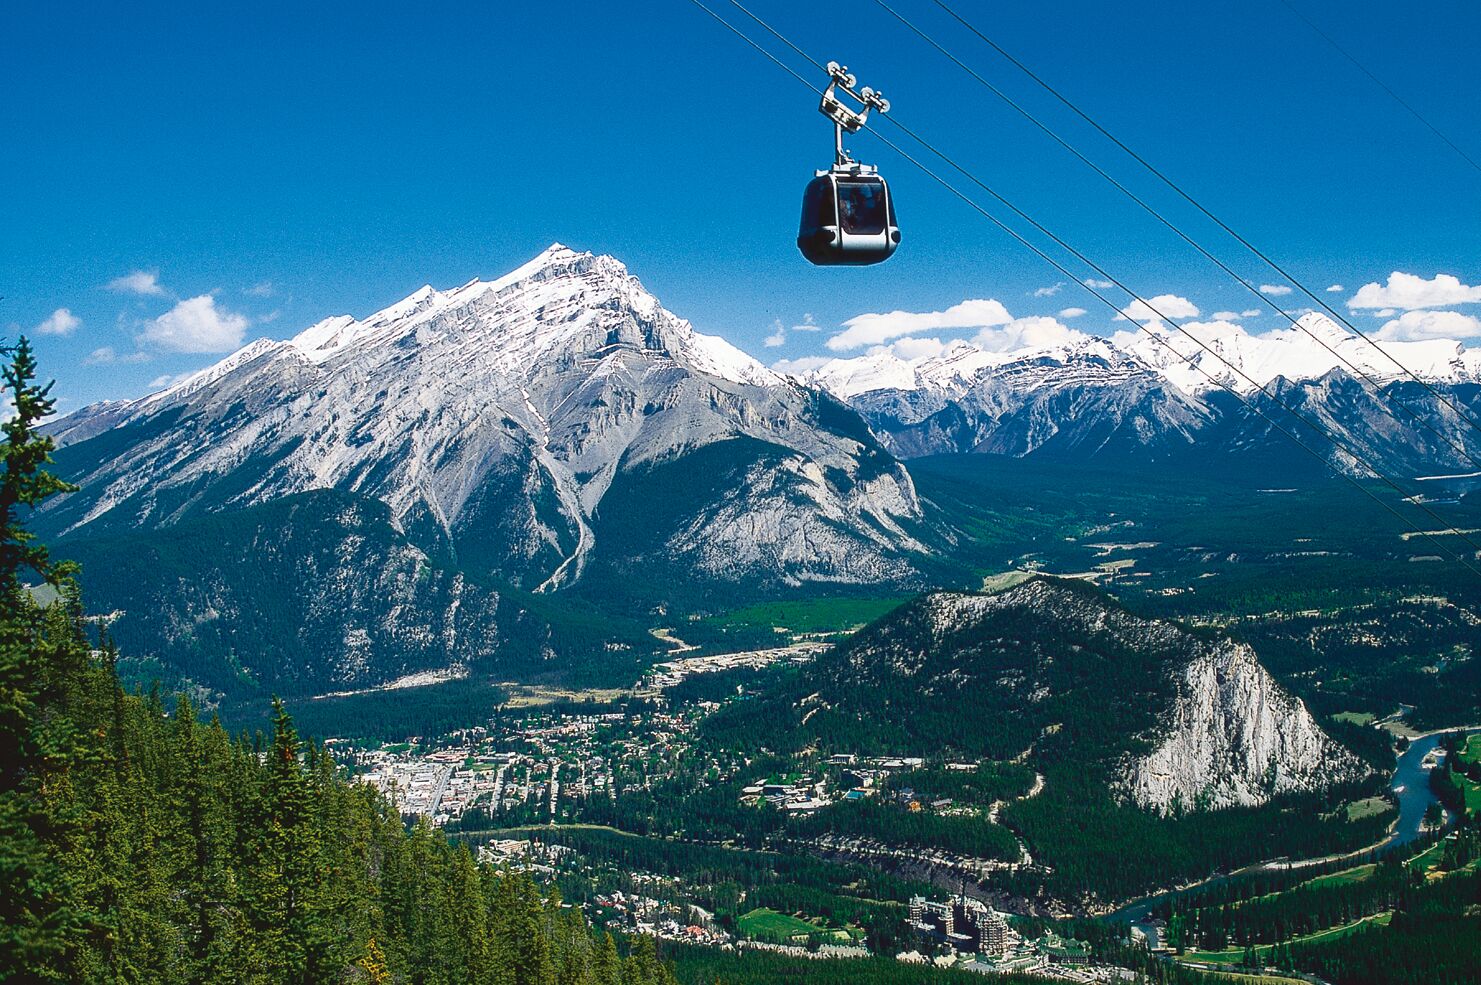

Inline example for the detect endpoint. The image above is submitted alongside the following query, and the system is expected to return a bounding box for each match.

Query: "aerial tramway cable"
[681,0,1481,576]
[722,0,1481,525]
[922,0,1481,441]
[867,0,1481,475]
[1276,0,1481,178]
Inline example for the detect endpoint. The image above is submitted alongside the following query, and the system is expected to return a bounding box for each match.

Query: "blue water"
[1109,726,1478,924]
[1385,731,1449,851]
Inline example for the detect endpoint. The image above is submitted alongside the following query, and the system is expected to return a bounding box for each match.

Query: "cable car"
[798,62,900,266]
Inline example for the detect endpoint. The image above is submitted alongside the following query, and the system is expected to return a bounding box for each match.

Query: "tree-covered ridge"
[703,577,1216,766]
[52,488,663,707]
[686,577,1390,903]
[0,338,676,984]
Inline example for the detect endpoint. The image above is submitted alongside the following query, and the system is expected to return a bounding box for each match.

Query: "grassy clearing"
[706,597,908,636]
[1465,776,1481,815]
[1406,842,1445,872]
[1304,863,1375,889]
[1181,912,1393,969]
[1344,797,1391,822]
[497,684,630,708]
[1297,910,1393,945]
[736,907,855,944]
[1331,711,1376,725]
[980,570,1035,594]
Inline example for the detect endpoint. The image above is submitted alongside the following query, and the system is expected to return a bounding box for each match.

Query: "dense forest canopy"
[0,336,677,984]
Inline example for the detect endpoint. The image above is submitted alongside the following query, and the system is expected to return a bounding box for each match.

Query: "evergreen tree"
[0,337,84,981]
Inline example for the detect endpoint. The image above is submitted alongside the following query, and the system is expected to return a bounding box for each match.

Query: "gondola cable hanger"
[680,0,1481,575]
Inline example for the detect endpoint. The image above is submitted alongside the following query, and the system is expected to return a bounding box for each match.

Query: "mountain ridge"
[44,245,931,595]
[791,315,1481,472]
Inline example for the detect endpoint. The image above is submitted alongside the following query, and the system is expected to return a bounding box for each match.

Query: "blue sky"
[3,0,1479,410]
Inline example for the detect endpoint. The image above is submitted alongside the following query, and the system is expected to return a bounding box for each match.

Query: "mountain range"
[46,245,930,593]
[795,318,1481,472]
[39,245,1480,701]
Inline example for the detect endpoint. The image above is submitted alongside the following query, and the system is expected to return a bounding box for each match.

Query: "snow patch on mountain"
[46,245,924,590]
[791,311,1479,401]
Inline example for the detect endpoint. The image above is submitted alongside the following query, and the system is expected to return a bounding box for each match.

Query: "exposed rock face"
[796,577,1370,814]
[44,245,929,592]
[1122,642,1369,813]
[57,491,522,697]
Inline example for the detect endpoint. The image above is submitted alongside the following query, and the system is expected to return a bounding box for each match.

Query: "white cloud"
[889,336,949,360]
[148,372,193,389]
[1114,294,1199,323]
[827,298,1012,351]
[1110,317,1248,353]
[245,281,275,297]
[1242,309,1262,318]
[85,346,150,365]
[1349,271,1481,310]
[140,295,249,353]
[1371,308,1397,318]
[770,355,832,375]
[1260,284,1293,296]
[973,316,1086,353]
[1033,282,1065,298]
[1058,307,1087,319]
[1375,309,1481,341]
[1211,311,1243,321]
[1083,278,1113,289]
[1325,284,1344,293]
[35,308,80,336]
[106,270,166,296]
[766,312,820,347]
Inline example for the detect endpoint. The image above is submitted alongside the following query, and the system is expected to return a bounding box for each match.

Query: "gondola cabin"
[797,168,900,266]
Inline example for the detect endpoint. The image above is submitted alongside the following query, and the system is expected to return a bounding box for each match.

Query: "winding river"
[1108,725,1478,926]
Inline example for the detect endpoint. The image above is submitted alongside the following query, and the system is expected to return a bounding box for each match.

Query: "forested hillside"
[0,338,676,984]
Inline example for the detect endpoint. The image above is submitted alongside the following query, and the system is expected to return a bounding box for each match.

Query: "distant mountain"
[720,576,1369,812]
[45,245,930,592]
[793,315,1481,474]
[43,246,935,698]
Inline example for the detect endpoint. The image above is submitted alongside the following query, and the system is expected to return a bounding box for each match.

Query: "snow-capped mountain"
[802,313,1480,399]
[1121,312,1481,394]
[45,245,929,591]
[792,314,1481,471]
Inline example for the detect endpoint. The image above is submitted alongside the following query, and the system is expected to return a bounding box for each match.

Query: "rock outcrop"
[1121,641,1369,812]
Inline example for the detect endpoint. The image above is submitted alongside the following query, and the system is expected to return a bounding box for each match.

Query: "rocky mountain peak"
[43,245,927,593]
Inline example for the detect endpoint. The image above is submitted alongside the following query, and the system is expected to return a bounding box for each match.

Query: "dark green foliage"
[669,946,1013,983]
[230,678,509,745]
[0,337,85,980]
[911,453,1481,729]
[790,800,1021,861]
[7,599,680,984]
[1002,770,1390,903]
[1286,869,1481,985]
[704,578,1189,765]
[55,489,660,705]
[449,825,934,947]
[0,338,76,587]
[694,579,1391,901]
[0,346,676,984]
[1169,858,1420,949]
